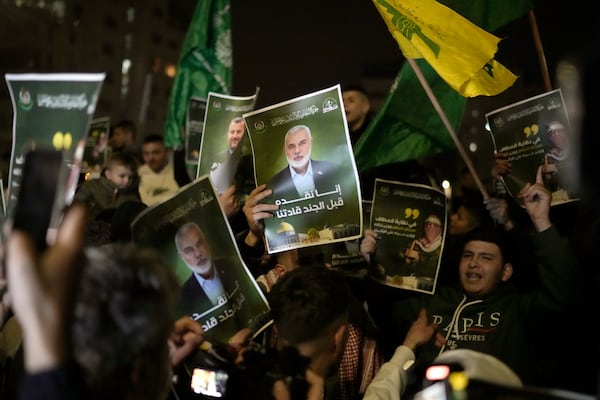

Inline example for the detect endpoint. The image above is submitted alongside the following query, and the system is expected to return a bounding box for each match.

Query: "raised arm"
[363,308,445,400]
[518,168,575,308]
[7,204,87,373]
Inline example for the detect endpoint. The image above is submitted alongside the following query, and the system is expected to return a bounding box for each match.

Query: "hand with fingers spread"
[404,308,445,351]
[242,184,279,247]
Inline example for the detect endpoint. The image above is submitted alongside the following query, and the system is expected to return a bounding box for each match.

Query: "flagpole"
[528,10,552,92]
[406,58,490,200]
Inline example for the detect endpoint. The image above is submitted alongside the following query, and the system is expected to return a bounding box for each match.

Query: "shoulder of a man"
[213,148,230,163]
[269,166,290,182]
[137,163,152,176]
[213,256,240,273]
[312,159,338,172]
[181,273,195,286]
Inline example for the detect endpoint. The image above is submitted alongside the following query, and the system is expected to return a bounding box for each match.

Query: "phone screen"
[190,367,229,398]
[10,149,65,251]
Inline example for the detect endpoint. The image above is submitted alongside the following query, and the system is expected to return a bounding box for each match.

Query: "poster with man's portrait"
[185,97,207,168]
[81,116,110,177]
[485,89,578,206]
[244,84,362,254]
[131,175,271,343]
[369,179,447,294]
[196,89,259,199]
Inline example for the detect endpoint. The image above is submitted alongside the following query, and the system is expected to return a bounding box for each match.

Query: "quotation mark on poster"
[52,131,73,150]
[404,208,420,220]
[523,124,539,138]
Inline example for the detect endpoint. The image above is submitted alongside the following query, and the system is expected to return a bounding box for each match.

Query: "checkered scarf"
[337,323,382,399]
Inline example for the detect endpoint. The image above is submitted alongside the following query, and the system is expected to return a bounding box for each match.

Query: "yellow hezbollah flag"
[372,0,517,97]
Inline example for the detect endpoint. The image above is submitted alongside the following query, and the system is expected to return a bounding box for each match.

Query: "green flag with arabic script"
[164,0,232,149]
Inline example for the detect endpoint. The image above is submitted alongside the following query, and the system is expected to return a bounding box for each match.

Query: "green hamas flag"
[164,0,232,149]
[354,59,465,171]
[355,0,533,172]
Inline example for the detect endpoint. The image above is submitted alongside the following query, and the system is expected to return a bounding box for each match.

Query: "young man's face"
[176,226,213,276]
[285,129,312,172]
[105,165,134,189]
[450,205,476,236]
[109,127,133,150]
[227,120,246,151]
[342,89,370,129]
[459,240,510,298]
[142,141,169,173]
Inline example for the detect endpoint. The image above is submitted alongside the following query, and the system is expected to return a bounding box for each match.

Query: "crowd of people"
[0,75,598,400]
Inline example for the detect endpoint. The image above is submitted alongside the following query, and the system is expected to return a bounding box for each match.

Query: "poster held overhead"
[4,72,105,240]
[244,84,362,254]
[485,89,578,206]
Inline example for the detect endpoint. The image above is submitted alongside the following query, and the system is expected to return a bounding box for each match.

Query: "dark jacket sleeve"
[235,229,271,277]
[173,147,192,187]
[19,361,89,400]
[530,225,576,309]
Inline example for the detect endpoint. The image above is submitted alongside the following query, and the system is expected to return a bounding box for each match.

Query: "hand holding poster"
[369,179,447,294]
[485,89,578,206]
[131,175,271,343]
[244,85,362,254]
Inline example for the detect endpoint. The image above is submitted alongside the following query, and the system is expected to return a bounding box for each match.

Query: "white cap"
[546,121,566,134]
[433,349,522,388]
[425,215,442,226]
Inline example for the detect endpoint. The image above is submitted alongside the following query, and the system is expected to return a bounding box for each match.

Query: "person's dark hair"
[105,151,139,173]
[142,133,165,145]
[268,266,351,344]
[452,192,494,230]
[84,219,113,247]
[462,226,511,264]
[230,116,244,124]
[72,243,179,399]
[111,119,137,139]
[342,83,369,97]
[110,200,147,242]
[228,345,310,400]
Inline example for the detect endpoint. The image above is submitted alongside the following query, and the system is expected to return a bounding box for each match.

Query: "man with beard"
[175,222,236,316]
[210,117,247,173]
[268,124,340,203]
